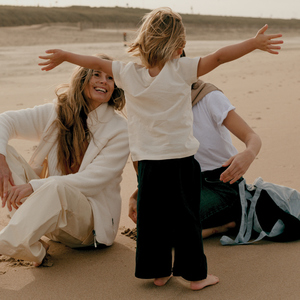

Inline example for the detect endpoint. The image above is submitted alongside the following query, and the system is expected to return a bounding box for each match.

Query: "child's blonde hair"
[128,7,186,69]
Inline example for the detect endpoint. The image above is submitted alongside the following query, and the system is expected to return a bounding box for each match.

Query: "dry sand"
[0,24,300,299]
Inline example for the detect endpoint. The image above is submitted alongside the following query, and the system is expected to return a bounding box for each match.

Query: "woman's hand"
[220,149,255,184]
[0,154,14,205]
[221,110,261,184]
[38,49,67,71]
[5,183,34,212]
[128,188,138,224]
[254,24,283,54]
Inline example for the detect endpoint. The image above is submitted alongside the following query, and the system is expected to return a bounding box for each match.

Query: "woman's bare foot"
[32,239,50,267]
[190,274,219,290]
[154,275,172,286]
[202,221,236,239]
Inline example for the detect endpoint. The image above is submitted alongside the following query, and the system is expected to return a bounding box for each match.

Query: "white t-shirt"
[112,57,200,161]
[192,90,238,172]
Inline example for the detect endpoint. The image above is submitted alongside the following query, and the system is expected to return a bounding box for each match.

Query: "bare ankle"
[154,275,172,286]
[190,274,219,291]
[32,239,50,267]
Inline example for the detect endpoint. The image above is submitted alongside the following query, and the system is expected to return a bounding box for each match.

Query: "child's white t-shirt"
[192,90,238,172]
[112,57,200,162]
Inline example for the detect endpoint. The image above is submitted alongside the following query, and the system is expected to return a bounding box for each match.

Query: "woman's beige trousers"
[0,146,94,263]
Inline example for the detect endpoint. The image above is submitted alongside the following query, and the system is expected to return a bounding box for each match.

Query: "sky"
[0,0,299,20]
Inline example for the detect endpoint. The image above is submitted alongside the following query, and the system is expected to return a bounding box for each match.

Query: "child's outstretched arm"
[39,49,113,75]
[197,24,283,77]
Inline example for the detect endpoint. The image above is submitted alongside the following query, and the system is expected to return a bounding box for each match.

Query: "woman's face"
[83,70,115,110]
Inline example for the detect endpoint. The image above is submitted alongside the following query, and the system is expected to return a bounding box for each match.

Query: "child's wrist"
[248,37,257,50]
[63,51,70,62]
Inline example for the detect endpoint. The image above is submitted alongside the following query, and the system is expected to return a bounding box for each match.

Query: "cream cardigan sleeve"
[29,113,129,199]
[0,103,54,156]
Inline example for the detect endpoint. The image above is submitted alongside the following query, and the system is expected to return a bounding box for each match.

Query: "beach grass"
[1,5,300,39]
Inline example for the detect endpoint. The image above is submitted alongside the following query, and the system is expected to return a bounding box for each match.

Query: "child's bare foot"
[190,274,219,290]
[32,239,50,267]
[154,275,172,286]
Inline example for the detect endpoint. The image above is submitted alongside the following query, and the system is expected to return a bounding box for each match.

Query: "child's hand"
[38,49,66,71]
[254,24,283,54]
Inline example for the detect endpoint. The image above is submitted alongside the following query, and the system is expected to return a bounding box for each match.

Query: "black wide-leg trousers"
[135,156,207,281]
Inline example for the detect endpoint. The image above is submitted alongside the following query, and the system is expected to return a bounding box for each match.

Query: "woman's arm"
[0,154,14,205]
[0,104,53,206]
[39,49,113,76]
[29,118,129,198]
[129,188,138,224]
[4,183,34,212]
[0,103,54,153]
[219,110,262,184]
[197,24,283,77]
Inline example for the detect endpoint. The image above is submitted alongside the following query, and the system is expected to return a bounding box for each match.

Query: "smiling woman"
[0,53,129,266]
[84,70,115,110]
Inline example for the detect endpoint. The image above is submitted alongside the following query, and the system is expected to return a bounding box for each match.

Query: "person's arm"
[4,183,34,212]
[128,160,138,223]
[197,24,283,77]
[0,154,14,205]
[1,150,33,212]
[38,49,113,76]
[29,118,129,199]
[0,104,54,207]
[219,110,262,184]
[129,188,138,224]
[133,161,138,174]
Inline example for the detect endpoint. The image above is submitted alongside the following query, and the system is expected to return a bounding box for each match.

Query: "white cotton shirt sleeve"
[193,90,238,172]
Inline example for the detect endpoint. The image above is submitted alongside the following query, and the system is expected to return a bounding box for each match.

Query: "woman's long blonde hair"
[52,54,125,175]
[128,7,186,68]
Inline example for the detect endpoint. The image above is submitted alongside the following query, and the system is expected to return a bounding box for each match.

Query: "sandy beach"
[0,23,300,299]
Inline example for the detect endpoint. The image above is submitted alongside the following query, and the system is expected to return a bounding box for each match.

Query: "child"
[39,7,283,290]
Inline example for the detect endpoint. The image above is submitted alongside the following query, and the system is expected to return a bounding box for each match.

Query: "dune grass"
[1,5,299,33]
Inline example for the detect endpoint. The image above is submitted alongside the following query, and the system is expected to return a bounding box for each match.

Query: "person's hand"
[38,49,67,71]
[254,24,283,54]
[5,183,34,212]
[128,189,138,224]
[0,154,14,206]
[220,149,255,184]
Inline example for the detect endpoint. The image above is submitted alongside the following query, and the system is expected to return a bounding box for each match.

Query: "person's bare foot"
[217,221,236,234]
[202,221,236,239]
[32,239,50,267]
[190,274,219,290]
[154,275,172,286]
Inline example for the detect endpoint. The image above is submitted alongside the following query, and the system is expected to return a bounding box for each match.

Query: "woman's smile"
[84,70,114,110]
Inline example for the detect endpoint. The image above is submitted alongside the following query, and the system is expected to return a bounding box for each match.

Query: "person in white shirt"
[38,7,282,290]
[191,80,261,238]
[0,54,129,267]
[191,80,300,243]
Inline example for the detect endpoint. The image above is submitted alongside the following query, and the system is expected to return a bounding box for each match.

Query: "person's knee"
[39,179,72,201]
[40,178,69,190]
[39,179,82,207]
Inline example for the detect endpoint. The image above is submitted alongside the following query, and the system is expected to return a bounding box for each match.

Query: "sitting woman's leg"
[200,183,240,230]
[0,179,93,265]
[202,222,237,239]
[200,168,242,238]
[4,145,40,214]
